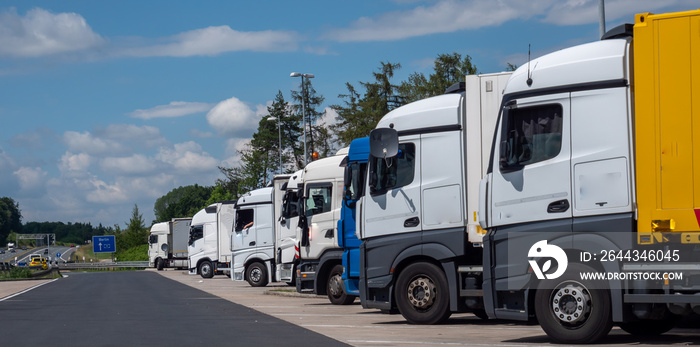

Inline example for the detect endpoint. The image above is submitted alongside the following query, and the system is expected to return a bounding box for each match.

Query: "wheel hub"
[407,276,436,309]
[551,283,591,324]
[329,275,343,296]
[250,268,261,282]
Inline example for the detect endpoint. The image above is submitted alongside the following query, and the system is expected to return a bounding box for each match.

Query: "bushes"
[115,244,148,262]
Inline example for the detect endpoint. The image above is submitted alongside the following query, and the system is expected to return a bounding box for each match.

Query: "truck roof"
[238,186,273,206]
[348,137,369,163]
[150,221,170,234]
[505,38,629,97]
[287,169,304,190]
[376,93,462,132]
[303,152,346,182]
[192,207,217,226]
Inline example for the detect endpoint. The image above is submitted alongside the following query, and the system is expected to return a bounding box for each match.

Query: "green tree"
[268,91,303,171]
[204,185,236,206]
[118,204,148,251]
[153,185,214,222]
[0,197,22,246]
[399,52,478,103]
[291,77,326,162]
[331,61,402,146]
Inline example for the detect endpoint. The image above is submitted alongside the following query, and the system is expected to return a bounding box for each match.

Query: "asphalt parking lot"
[152,268,700,346]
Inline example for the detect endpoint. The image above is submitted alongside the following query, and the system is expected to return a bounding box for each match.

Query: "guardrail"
[57,261,149,270]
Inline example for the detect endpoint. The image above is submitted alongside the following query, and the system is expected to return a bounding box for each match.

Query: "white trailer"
[359,73,511,324]
[148,218,191,270]
[188,201,235,278]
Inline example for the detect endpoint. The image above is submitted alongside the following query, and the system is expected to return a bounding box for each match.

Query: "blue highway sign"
[93,235,116,253]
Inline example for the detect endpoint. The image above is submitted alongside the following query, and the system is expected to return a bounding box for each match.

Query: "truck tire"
[618,317,677,336]
[246,262,268,287]
[395,262,451,324]
[327,264,356,305]
[156,258,164,271]
[534,263,612,344]
[199,261,214,279]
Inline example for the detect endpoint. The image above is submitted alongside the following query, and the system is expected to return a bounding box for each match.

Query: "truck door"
[302,182,336,259]
[235,208,256,250]
[490,94,572,227]
[363,137,421,239]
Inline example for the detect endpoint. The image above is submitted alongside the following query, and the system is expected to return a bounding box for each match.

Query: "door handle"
[249,241,256,246]
[404,217,420,227]
[547,199,570,213]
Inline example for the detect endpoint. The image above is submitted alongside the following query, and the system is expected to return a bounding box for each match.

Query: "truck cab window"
[348,163,366,200]
[235,209,255,232]
[149,235,158,244]
[282,191,299,219]
[305,185,332,217]
[500,104,562,169]
[369,143,416,194]
[189,225,203,245]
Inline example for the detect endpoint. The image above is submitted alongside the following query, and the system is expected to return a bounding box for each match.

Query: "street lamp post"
[290,72,314,167]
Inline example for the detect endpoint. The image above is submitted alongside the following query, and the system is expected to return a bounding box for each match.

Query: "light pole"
[268,115,282,174]
[290,72,314,167]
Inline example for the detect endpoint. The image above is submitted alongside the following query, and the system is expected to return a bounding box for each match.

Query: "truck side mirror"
[369,128,399,158]
[343,165,352,188]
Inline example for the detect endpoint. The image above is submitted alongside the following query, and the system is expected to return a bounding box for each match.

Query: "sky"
[1,0,697,228]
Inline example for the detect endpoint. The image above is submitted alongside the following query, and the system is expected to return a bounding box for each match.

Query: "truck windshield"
[347,162,366,200]
[188,225,203,246]
[282,190,300,219]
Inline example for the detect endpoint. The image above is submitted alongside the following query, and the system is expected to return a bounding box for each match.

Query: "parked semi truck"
[277,170,304,284]
[333,137,369,304]
[359,72,511,324]
[295,149,349,300]
[480,10,700,343]
[188,201,234,278]
[148,217,192,270]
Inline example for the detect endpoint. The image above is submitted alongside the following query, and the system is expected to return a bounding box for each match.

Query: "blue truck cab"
[337,137,369,300]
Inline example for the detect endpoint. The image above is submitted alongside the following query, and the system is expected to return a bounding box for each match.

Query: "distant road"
[0,271,348,346]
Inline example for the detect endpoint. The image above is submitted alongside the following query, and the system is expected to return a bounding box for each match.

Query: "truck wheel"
[156,258,164,271]
[619,317,677,336]
[246,262,268,287]
[395,262,451,324]
[199,261,214,279]
[327,264,356,305]
[534,263,612,344]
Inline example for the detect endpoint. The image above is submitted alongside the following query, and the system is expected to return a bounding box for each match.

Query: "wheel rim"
[201,264,211,276]
[407,275,436,310]
[329,274,343,297]
[250,267,262,283]
[550,282,592,326]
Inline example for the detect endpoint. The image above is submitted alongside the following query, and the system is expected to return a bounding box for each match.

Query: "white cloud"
[13,166,47,196]
[120,25,299,57]
[221,138,251,167]
[319,107,338,126]
[58,152,92,176]
[128,101,214,119]
[63,131,123,155]
[206,96,260,137]
[100,154,158,175]
[0,7,104,58]
[63,125,167,156]
[323,0,532,42]
[156,141,219,173]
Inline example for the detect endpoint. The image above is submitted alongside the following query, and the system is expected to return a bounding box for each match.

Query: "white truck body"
[148,218,191,270]
[231,173,302,287]
[231,186,276,286]
[359,73,511,324]
[188,201,235,278]
[276,170,304,283]
[295,149,349,296]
